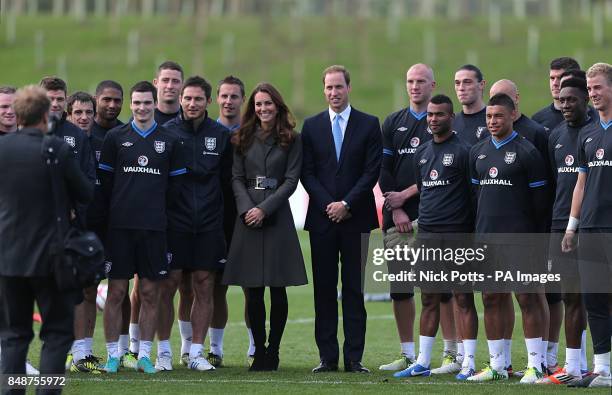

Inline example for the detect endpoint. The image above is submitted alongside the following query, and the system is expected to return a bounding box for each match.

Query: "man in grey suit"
[0,85,93,393]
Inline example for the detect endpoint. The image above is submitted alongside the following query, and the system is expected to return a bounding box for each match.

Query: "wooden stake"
[6,12,16,45]
[142,0,154,18]
[423,28,436,66]
[27,0,38,16]
[393,80,404,112]
[72,0,86,22]
[222,34,235,69]
[593,2,604,46]
[127,29,140,67]
[95,0,107,17]
[549,0,561,26]
[56,54,67,81]
[580,0,591,21]
[527,26,539,67]
[466,50,479,67]
[513,0,526,20]
[489,3,501,43]
[53,0,65,17]
[35,30,44,69]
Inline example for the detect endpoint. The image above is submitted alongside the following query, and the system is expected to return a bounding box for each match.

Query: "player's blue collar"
[216,118,240,132]
[409,107,427,120]
[491,130,518,149]
[131,120,157,138]
[601,119,612,130]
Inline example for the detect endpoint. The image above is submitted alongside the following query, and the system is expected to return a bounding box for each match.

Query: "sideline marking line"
[68,377,530,386]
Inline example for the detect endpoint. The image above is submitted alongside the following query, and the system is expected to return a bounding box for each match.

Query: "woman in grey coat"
[223,83,307,371]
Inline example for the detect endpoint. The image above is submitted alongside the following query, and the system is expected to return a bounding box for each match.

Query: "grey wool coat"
[223,130,307,287]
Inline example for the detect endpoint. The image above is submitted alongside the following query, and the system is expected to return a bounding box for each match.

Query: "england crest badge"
[64,136,76,148]
[442,153,454,166]
[476,126,487,139]
[504,151,516,164]
[205,137,216,151]
[154,140,165,153]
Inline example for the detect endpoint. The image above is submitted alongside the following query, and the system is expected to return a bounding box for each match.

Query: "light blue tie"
[332,114,343,160]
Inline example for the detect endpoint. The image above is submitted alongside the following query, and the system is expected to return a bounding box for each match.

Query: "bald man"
[379,64,439,372]
[490,80,549,159]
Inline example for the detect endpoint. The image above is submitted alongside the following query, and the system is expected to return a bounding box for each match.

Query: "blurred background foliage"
[0,0,611,124]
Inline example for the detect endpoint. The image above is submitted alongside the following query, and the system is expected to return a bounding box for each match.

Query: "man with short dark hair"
[393,94,476,380]
[63,89,107,374]
[468,94,549,384]
[0,86,17,135]
[86,80,136,370]
[128,62,186,357]
[39,77,96,227]
[99,81,186,374]
[454,64,488,146]
[67,91,95,133]
[216,75,245,132]
[302,65,382,374]
[156,76,232,372]
[0,85,92,387]
[533,57,581,130]
[537,77,592,385]
[205,75,254,368]
[153,61,184,124]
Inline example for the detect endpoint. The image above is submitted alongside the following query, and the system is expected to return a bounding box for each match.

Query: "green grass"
[0,15,611,125]
[23,231,607,394]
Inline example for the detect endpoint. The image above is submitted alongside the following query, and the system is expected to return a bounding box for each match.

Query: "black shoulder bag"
[42,135,106,291]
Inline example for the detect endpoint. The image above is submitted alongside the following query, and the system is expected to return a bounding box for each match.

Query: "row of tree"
[1,0,612,19]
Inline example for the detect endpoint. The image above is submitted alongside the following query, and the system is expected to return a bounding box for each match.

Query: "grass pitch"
[23,231,608,394]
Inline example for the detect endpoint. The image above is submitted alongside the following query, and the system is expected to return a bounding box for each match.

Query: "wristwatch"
[341,200,350,211]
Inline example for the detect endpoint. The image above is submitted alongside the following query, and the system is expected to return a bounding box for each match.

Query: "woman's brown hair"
[232,82,297,155]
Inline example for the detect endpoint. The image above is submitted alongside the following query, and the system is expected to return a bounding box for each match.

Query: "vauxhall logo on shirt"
[558,154,579,174]
[122,154,161,175]
[589,148,612,168]
[480,165,513,186]
[397,137,421,155]
[422,168,451,188]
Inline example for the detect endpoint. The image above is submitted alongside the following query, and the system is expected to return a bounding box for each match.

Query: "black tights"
[247,287,288,354]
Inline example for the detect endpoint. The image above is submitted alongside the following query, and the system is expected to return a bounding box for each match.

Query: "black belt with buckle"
[247,176,278,190]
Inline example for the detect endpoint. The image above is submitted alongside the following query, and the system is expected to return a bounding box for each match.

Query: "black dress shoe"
[312,360,338,373]
[249,348,267,371]
[264,348,279,371]
[345,361,370,373]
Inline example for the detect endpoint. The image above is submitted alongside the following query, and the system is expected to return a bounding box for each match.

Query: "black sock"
[268,287,288,352]
[247,287,266,355]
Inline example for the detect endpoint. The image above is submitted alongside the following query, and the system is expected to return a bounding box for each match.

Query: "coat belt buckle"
[254,175,266,190]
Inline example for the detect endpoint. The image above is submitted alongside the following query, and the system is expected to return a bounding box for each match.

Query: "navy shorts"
[107,229,169,281]
[167,230,227,272]
[547,230,580,294]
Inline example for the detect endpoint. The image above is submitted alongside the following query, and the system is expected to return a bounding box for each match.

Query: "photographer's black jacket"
[0,128,93,276]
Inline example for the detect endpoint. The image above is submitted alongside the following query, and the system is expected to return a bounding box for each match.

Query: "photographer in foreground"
[0,85,93,393]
